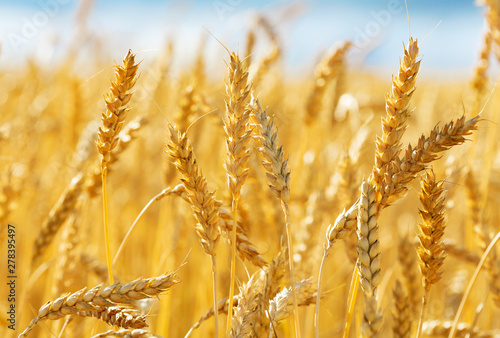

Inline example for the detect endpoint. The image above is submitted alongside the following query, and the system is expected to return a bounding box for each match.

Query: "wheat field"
[1,2,500,338]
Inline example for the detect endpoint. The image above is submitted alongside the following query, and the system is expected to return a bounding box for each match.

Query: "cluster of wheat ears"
[2,3,500,338]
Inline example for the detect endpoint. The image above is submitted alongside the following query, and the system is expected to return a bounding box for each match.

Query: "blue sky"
[0,0,488,78]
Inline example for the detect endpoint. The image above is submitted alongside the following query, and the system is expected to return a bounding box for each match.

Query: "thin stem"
[449,231,500,338]
[315,248,329,338]
[113,188,172,268]
[343,266,359,338]
[211,255,219,338]
[282,201,300,338]
[227,196,239,334]
[101,168,114,285]
[57,316,72,338]
[416,290,429,338]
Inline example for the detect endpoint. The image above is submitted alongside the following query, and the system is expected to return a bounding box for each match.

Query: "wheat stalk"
[166,123,221,335]
[96,50,139,285]
[371,37,420,202]
[305,41,352,126]
[223,50,253,334]
[250,97,301,336]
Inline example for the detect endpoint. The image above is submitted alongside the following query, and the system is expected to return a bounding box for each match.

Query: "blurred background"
[0,0,491,79]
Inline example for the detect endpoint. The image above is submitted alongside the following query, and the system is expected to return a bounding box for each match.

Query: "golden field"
[1,3,500,338]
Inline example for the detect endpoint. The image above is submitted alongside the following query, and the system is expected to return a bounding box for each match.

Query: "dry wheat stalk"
[393,279,411,338]
[224,50,253,332]
[371,37,420,199]
[96,50,139,170]
[250,97,300,334]
[323,114,480,252]
[166,123,220,333]
[91,329,164,338]
[473,221,500,305]
[357,180,383,338]
[166,124,220,257]
[305,41,352,126]
[32,173,85,266]
[19,272,180,337]
[416,169,446,337]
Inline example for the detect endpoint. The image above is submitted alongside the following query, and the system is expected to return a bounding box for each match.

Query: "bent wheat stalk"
[166,124,221,336]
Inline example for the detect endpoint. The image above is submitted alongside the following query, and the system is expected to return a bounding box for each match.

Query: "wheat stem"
[227,196,239,335]
[343,265,360,338]
[282,201,300,338]
[113,187,176,269]
[415,291,429,338]
[449,231,500,338]
[101,169,113,285]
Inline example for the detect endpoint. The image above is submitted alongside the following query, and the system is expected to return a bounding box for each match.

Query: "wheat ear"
[323,114,480,251]
[415,169,446,338]
[96,50,139,284]
[356,181,382,338]
[88,116,147,197]
[223,51,252,334]
[267,279,317,332]
[250,97,300,336]
[19,272,180,337]
[371,37,420,201]
[170,183,267,267]
[32,173,84,267]
[305,41,352,126]
[166,123,220,335]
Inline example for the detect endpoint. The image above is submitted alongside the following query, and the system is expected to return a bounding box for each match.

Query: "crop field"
[1,1,500,338]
